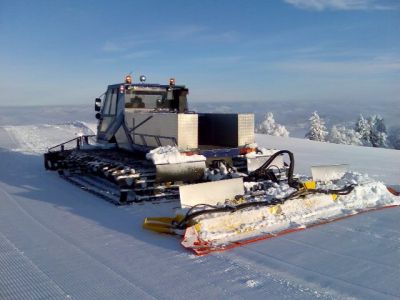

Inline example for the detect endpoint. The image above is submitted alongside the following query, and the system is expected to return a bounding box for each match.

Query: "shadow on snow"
[0,147,183,253]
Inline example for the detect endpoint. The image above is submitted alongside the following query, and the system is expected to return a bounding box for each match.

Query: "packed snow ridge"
[194,172,399,245]
[2,122,96,154]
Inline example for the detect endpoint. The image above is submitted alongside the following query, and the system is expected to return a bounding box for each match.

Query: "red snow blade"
[181,204,400,256]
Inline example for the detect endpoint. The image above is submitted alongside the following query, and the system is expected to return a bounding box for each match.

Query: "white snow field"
[0,123,399,300]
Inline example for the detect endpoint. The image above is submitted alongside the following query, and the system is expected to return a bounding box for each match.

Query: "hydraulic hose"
[174,150,357,230]
[175,184,355,230]
[247,150,297,188]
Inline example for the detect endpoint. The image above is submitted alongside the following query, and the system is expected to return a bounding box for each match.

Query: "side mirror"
[95,113,102,120]
[95,98,102,111]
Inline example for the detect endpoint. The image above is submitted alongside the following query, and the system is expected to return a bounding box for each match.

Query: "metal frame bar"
[129,116,153,133]
[131,133,177,147]
[47,135,95,152]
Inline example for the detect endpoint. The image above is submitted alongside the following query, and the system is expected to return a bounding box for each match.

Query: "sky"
[0,0,399,106]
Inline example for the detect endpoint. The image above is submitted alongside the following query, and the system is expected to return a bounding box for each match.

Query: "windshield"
[125,88,168,109]
[124,86,188,112]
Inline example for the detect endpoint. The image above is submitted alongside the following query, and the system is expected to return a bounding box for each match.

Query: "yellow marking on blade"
[235,227,256,235]
[194,223,202,233]
[144,217,175,224]
[232,196,246,205]
[142,218,175,234]
[303,181,316,189]
[304,198,318,209]
[269,205,282,215]
[175,214,185,222]
[142,214,185,234]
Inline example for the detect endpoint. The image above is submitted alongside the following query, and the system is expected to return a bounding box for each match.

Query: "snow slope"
[3,122,96,154]
[0,124,399,300]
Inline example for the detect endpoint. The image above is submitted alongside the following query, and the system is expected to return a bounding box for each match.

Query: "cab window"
[125,89,166,109]
[109,90,118,115]
[102,89,118,115]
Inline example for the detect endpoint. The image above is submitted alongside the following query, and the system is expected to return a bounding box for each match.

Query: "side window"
[102,90,112,115]
[102,89,118,115]
[109,89,118,115]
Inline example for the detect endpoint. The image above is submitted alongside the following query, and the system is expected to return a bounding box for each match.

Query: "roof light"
[125,75,132,84]
[169,78,175,86]
[140,75,146,83]
[119,85,125,93]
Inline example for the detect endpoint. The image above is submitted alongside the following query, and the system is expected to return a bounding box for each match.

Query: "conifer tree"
[305,111,328,142]
[257,112,289,137]
[354,114,371,145]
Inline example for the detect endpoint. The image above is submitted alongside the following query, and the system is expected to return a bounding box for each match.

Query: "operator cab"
[96,75,189,139]
[103,75,189,112]
[95,74,254,152]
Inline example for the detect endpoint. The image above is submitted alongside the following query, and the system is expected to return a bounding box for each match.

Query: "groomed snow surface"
[0,123,400,299]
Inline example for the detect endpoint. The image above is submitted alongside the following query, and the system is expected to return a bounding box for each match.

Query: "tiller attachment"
[143,152,400,255]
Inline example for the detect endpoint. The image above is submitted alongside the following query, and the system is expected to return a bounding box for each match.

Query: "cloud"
[274,56,400,75]
[283,0,396,11]
[193,55,243,64]
[122,50,158,59]
[138,25,239,44]
[193,31,239,44]
[101,41,126,52]
[100,25,239,55]
[166,25,207,39]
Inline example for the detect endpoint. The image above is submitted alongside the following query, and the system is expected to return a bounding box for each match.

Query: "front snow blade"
[179,178,244,208]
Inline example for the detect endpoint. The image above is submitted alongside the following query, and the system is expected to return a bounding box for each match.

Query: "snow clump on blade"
[146,146,206,164]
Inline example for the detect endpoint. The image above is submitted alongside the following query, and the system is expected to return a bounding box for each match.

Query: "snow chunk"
[339,181,399,209]
[245,147,278,158]
[246,279,261,288]
[203,161,245,181]
[146,146,206,165]
[245,143,258,149]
